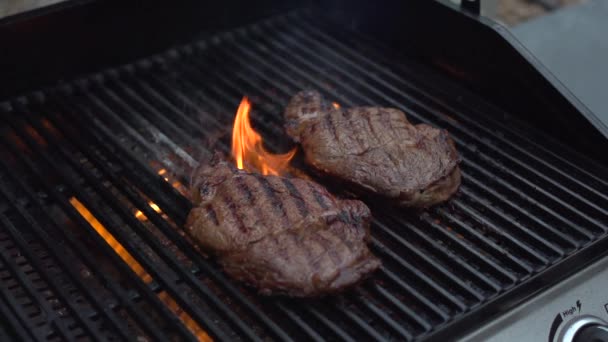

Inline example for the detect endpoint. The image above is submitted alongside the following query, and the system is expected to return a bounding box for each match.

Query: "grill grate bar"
[449,199,554,264]
[375,218,513,289]
[95,83,198,168]
[52,93,193,220]
[418,214,508,292]
[105,79,200,164]
[0,160,177,341]
[0,154,140,340]
[462,159,595,240]
[304,306,357,342]
[273,302,325,342]
[0,203,134,341]
[373,244,467,312]
[355,288,415,340]
[0,290,34,342]
[0,259,39,341]
[378,218,499,299]
[372,284,433,332]
[172,56,286,145]
[0,116,197,341]
[0,204,124,341]
[79,87,182,174]
[452,196,564,265]
[339,305,386,341]
[432,205,532,276]
[120,70,223,142]
[16,104,253,342]
[111,76,202,144]
[460,177,584,249]
[455,186,567,257]
[457,190,569,256]
[141,68,230,133]
[0,229,75,341]
[376,268,450,323]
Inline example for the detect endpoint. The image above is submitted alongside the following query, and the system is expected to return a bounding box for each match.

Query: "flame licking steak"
[186,157,381,297]
[285,90,461,208]
[232,97,296,176]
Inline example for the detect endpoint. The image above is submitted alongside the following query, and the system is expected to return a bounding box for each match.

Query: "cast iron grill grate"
[0,10,607,341]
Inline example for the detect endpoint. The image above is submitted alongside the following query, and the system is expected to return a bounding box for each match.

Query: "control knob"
[558,315,608,342]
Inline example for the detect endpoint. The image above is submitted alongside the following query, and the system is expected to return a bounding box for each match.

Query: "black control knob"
[574,324,608,342]
[559,315,608,342]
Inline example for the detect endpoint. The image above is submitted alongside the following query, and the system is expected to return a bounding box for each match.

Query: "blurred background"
[492,0,585,25]
[0,0,587,25]
[1,0,64,18]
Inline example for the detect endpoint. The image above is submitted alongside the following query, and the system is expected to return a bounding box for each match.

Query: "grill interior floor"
[1,10,607,341]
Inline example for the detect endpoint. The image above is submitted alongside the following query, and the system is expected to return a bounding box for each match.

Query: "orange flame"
[158,168,169,181]
[231,97,295,175]
[70,197,211,341]
[332,102,340,109]
[135,201,163,221]
[155,167,186,195]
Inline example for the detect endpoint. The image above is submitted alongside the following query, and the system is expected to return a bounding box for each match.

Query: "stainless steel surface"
[0,0,65,18]
[463,255,608,341]
[512,0,608,132]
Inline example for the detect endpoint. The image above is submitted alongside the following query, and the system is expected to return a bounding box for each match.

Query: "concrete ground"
[497,0,585,25]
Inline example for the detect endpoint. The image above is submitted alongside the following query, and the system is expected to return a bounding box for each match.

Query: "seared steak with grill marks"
[285,90,461,208]
[185,157,380,297]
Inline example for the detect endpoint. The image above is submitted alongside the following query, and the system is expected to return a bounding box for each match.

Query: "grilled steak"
[185,157,381,297]
[285,90,461,207]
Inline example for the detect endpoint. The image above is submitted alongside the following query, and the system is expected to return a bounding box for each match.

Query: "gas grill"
[1,1,607,341]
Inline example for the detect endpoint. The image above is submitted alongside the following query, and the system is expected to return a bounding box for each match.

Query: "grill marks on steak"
[285,90,462,208]
[186,158,380,296]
